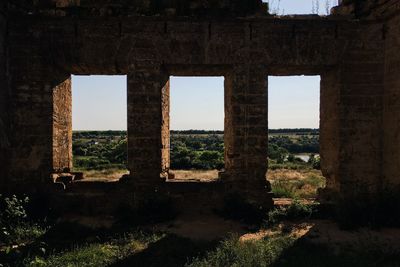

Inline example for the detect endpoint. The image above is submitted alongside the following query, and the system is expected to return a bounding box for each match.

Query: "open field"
[268,169,325,199]
[75,168,129,182]
[73,168,325,201]
[170,169,220,182]
[169,169,325,199]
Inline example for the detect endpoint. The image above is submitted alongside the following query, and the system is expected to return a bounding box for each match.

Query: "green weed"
[187,235,295,267]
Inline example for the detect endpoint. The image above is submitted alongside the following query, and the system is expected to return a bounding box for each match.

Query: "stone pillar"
[320,24,385,201]
[0,2,8,189]
[320,70,341,198]
[8,75,70,187]
[223,64,272,207]
[52,77,72,173]
[161,79,170,178]
[127,66,170,186]
[383,13,400,189]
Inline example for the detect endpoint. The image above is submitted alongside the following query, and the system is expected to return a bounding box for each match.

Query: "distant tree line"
[73,131,126,139]
[170,130,223,135]
[72,130,320,171]
[268,128,319,135]
[73,129,319,137]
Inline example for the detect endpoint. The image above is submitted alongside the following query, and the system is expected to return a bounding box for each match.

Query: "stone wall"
[0,2,8,187]
[320,70,341,195]
[6,19,71,186]
[337,23,385,197]
[224,65,271,205]
[320,22,385,199]
[333,0,400,19]
[127,65,169,186]
[52,77,72,173]
[2,0,396,209]
[10,0,267,17]
[6,16,350,189]
[161,78,170,178]
[383,13,400,188]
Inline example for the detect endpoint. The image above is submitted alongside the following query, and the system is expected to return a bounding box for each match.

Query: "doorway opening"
[168,76,225,182]
[71,75,128,182]
[268,75,325,199]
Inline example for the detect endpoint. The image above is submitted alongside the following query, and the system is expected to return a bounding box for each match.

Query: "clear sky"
[72,1,337,131]
[264,0,338,15]
[72,75,127,131]
[170,77,224,130]
[269,76,320,129]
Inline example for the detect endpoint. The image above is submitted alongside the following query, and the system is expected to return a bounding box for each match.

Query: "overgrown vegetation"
[72,131,127,171]
[267,200,317,225]
[2,194,400,266]
[72,129,320,172]
[0,195,46,247]
[170,133,224,170]
[269,171,325,199]
[187,235,296,267]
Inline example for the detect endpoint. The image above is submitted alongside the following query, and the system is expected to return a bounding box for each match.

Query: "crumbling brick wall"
[52,78,72,173]
[337,24,385,197]
[334,0,400,19]
[382,5,400,189]
[0,2,8,186]
[10,0,267,17]
[1,0,397,210]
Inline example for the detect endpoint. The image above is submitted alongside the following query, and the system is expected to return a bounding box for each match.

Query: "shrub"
[187,234,295,267]
[271,180,297,198]
[0,195,47,248]
[267,200,316,225]
[0,194,29,244]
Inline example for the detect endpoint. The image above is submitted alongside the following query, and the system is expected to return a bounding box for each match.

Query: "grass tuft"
[187,235,295,267]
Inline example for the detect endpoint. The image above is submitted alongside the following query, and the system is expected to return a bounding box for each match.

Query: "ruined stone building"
[0,0,399,213]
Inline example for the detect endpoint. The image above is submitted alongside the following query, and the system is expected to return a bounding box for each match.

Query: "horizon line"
[72,128,320,131]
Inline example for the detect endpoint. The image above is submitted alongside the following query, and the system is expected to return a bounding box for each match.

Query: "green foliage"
[268,144,288,163]
[22,231,161,267]
[72,133,127,171]
[267,200,316,225]
[269,135,319,154]
[187,235,295,267]
[170,134,224,170]
[271,180,298,198]
[72,130,319,171]
[271,172,325,199]
[303,174,325,188]
[30,243,125,267]
[268,162,311,170]
[268,128,319,135]
[308,154,321,170]
[0,194,32,244]
[0,195,29,225]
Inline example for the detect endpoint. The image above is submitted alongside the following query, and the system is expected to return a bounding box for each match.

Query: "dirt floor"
[169,170,220,182]
[77,169,129,182]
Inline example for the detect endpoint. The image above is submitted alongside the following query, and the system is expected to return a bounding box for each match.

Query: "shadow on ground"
[3,209,400,266]
[271,220,400,267]
[108,235,218,267]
